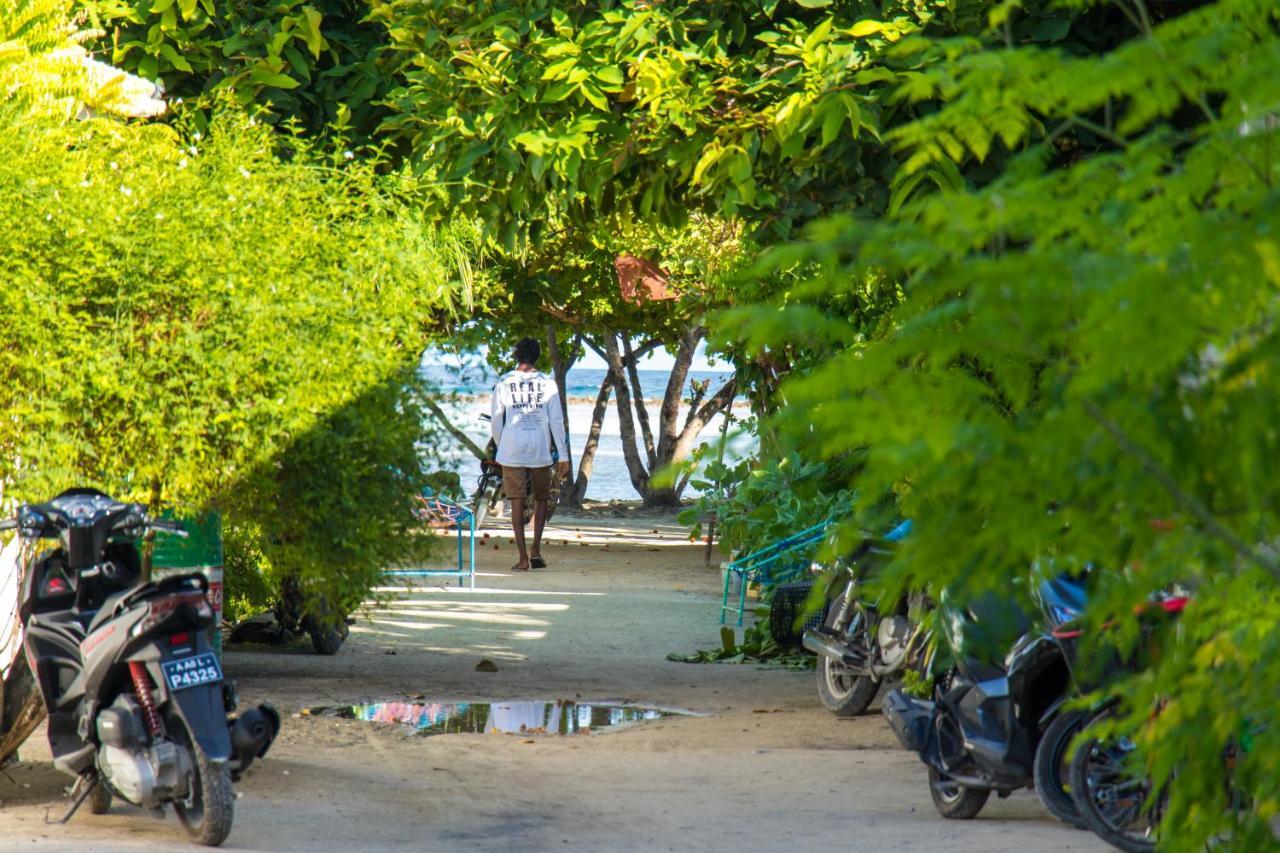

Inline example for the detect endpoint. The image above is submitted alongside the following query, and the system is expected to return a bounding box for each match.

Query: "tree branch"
[583,335,662,366]
[1083,399,1280,581]
[657,326,703,462]
[682,380,710,434]
[538,303,582,325]
[689,378,738,436]
[424,396,488,462]
[546,324,573,472]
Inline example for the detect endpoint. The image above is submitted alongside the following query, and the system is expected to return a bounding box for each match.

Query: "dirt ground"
[0,514,1106,851]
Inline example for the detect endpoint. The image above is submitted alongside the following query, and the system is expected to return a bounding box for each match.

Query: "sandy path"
[0,517,1105,851]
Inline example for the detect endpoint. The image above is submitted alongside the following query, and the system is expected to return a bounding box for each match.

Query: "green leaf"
[542,57,577,80]
[578,82,608,111]
[158,42,192,72]
[247,69,300,88]
[511,130,551,155]
[300,6,324,59]
[690,144,722,185]
[595,65,624,88]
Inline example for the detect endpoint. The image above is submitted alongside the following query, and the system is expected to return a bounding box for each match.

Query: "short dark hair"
[513,337,541,365]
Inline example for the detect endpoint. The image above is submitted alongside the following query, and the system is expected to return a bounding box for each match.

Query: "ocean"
[419,364,735,402]
[420,365,749,502]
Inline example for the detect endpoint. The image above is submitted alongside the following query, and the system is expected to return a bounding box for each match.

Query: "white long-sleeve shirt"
[490,369,570,467]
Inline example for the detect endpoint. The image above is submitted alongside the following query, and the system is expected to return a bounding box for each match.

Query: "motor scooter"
[881,574,1088,822]
[1,489,278,846]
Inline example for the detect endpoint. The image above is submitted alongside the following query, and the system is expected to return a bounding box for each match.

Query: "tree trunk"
[568,370,615,507]
[602,332,651,499]
[655,326,703,464]
[644,376,738,507]
[670,378,738,473]
[545,325,576,475]
[622,336,656,469]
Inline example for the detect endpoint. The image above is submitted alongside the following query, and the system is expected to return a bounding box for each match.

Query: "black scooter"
[803,522,928,717]
[1,489,279,846]
[881,574,1087,823]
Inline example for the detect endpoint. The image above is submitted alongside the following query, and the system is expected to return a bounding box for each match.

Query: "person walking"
[490,337,571,571]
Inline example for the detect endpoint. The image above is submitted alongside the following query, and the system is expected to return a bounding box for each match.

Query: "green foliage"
[223,372,445,620]
[371,0,1026,249]
[221,527,274,624]
[1,0,86,116]
[81,0,396,139]
[666,609,814,669]
[679,451,852,558]
[0,105,473,508]
[736,0,1280,847]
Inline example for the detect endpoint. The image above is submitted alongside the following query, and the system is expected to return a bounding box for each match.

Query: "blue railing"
[719,520,833,626]
[386,491,476,588]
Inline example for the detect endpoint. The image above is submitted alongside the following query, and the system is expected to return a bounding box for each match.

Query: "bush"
[0,0,483,613]
[223,372,446,620]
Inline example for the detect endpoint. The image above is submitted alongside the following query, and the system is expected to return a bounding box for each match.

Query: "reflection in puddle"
[302,700,689,735]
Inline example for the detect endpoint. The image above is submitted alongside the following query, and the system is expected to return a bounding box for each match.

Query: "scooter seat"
[84,590,132,634]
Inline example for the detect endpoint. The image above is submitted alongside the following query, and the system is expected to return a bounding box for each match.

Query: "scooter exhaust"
[802,629,872,674]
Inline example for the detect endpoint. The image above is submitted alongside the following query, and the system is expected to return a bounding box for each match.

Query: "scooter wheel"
[928,766,990,819]
[309,626,345,656]
[816,656,878,717]
[174,721,235,846]
[1069,711,1160,852]
[1034,710,1088,829]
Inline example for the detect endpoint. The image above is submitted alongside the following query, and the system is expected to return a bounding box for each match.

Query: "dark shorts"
[502,465,552,501]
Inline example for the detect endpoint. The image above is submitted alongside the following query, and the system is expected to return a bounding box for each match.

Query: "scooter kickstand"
[48,774,97,825]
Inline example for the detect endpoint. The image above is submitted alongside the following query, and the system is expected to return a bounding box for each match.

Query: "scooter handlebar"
[149,518,188,537]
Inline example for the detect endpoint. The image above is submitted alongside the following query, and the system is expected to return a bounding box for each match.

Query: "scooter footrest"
[882,689,935,753]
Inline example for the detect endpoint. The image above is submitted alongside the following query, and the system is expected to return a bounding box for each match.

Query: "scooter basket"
[769,579,828,648]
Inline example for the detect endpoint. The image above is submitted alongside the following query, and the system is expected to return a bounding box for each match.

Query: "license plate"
[161,653,222,692]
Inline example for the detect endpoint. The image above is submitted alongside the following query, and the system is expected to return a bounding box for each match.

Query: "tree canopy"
[726,0,1280,847]
[371,0,1017,248]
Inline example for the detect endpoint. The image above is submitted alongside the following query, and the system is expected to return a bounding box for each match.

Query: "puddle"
[300,700,693,736]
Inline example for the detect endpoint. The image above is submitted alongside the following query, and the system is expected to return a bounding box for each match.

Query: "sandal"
[511,563,531,572]
[530,557,547,569]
